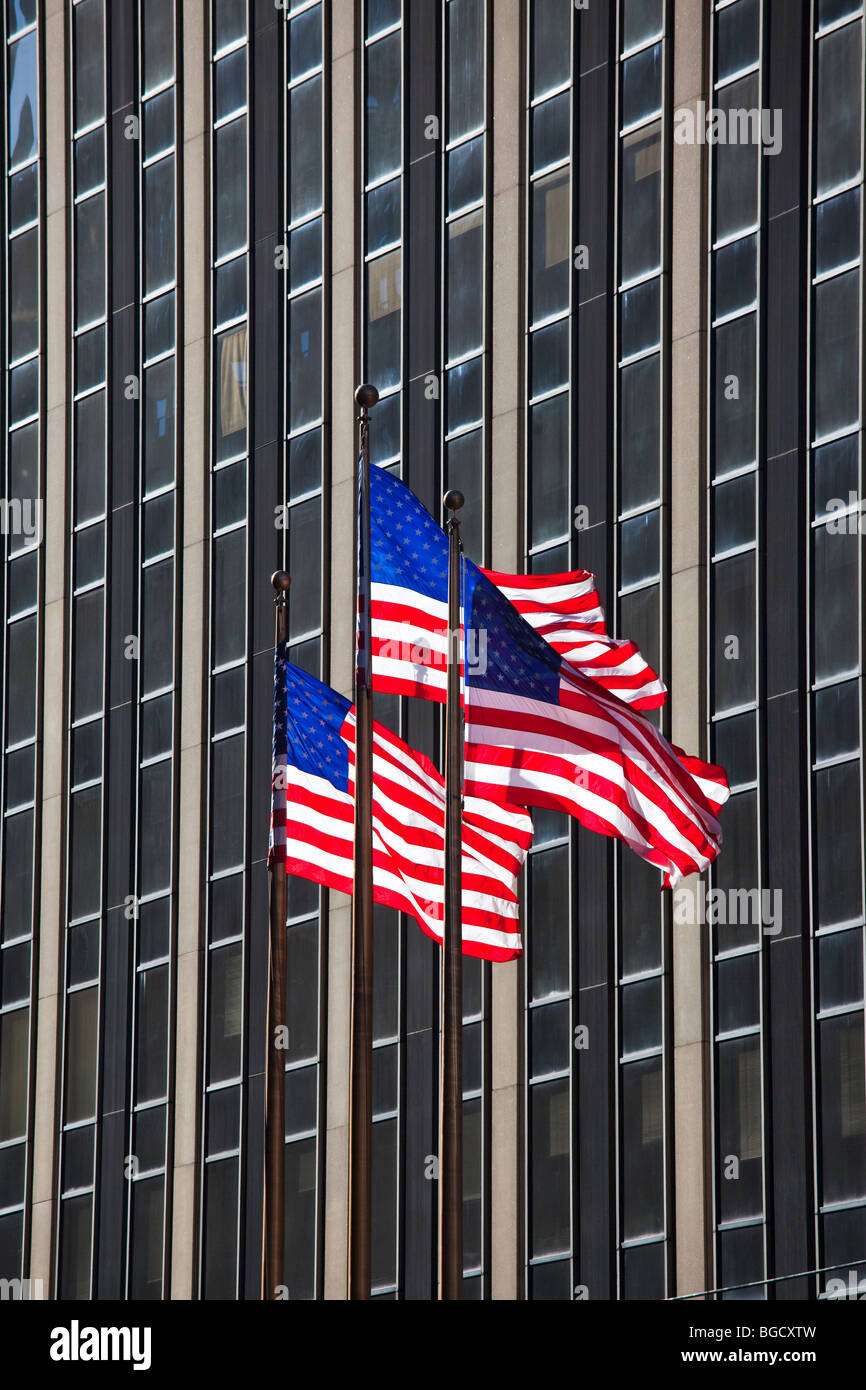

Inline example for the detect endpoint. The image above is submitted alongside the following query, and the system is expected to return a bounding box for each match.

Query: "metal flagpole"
[265,570,291,1299]
[439,488,464,1300]
[349,383,378,1299]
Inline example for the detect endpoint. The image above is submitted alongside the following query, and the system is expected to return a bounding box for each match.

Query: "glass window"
[207,942,243,1083]
[717,1036,763,1221]
[529,1078,571,1256]
[129,1175,164,1300]
[713,472,755,555]
[212,529,246,668]
[813,524,859,681]
[622,977,662,1055]
[74,393,106,524]
[716,0,759,82]
[621,1057,664,1239]
[289,75,323,223]
[529,393,569,548]
[621,509,660,589]
[365,250,402,390]
[818,929,864,1012]
[532,91,569,174]
[814,270,860,440]
[366,32,401,185]
[713,314,757,474]
[622,42,662,129]
[620,852,662,976]
[289,5,321,80]
[819,1013,866,1205]
[287,498,322,639]
[73,0,104,132]
[135,966,169,1102]
[0,1011,28,1139]
[144,358,177,492]
[210,735,245,873]
[620,122,661,282]
[142,0,174,91]
[712,551,756,712]
[531,318,569,398]
[531,169,570,322]
[528,844,570,1000]
[214,326,247,462]
[622,0,663,52]
[620,355,661,511]
[371,1118,398,1289]
[714,234,758,320]
[288,288,323,431]
[9,226,39,360]
[140,758,172,899]
[7,615,37,745]
[816,188,860,276]
[143,88,174,160]
[444,353,483,428]
[718,1223,764,1300]
[717,953,760,1034]
[289,219,322,292]
[815,761,863,927]
[214,117,247,260]
[532,0,571,97]
[447,210,484,361]
[2,813,34,942]
[446,430,483,563]
[448,0,484,141]
[9,28,38,166]
[816,23,863,197]
[202,1157,238,1298]
[714,75,759,241]
[621,276,660,359]
[10,161,38,231]
[213,0,246,51]
[214,48,245,123]
[69,786,101,921]
[447,137,483,216]
[74,197,105,330]
[144,158,175,294]
[64,987,99,1124]
[814,679,860,763]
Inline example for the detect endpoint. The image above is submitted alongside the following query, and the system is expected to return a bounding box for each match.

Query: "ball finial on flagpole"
[443,490,464,513]
[271,570,291,596]
[355,383,379,409]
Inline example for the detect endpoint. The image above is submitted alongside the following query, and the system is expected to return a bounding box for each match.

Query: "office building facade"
[0,0,864,1299]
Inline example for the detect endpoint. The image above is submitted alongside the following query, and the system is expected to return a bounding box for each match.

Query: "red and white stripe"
[481,568,667,710]
[272,711,533,962]
[464,670,728,888]
[369,579,728,886]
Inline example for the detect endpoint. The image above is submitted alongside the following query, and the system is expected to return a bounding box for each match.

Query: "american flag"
[269,649,532,961]
[481,568,666,710]
[367,465,729,887]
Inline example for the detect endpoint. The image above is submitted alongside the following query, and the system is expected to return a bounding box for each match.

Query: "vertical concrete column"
[669,0,711,1299]
[29,0,69,1296]
[171,0,208,1299]
[489,0,524,1301]
[322,0,357,1301]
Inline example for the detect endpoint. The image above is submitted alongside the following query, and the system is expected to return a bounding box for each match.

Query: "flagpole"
[349,382,378,1299]
[439,488,464,1300]
[266,569,291,1299]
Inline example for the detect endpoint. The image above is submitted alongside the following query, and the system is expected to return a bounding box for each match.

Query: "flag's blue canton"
[467,572,561,704]
[278,643,351,793]
[370,463,449,600]
[369,466,561,705]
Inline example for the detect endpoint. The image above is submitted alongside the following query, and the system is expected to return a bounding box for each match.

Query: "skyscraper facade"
[0,0,864,1300]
